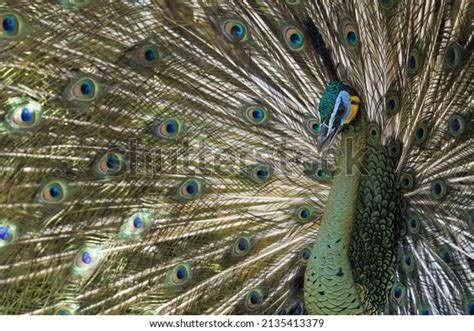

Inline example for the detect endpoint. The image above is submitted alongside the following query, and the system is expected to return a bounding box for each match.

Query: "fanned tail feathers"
[0,0,472,315]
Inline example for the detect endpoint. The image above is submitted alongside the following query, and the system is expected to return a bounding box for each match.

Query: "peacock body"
[0,0,472,315]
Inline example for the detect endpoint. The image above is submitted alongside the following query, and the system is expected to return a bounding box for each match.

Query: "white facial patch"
[328,91,351,132]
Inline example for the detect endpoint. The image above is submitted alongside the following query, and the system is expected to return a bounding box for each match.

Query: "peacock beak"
[317,124,340,151]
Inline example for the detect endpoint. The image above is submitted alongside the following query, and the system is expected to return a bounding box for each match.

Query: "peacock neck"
[304,115,369,315]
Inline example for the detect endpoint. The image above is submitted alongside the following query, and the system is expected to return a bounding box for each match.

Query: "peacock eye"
[73,78,96,99]
[407,47,423,76]
[300,247,311,262]
[242,105,269,125]
[54,304,78,315]
[1,14,18,35]
[0,222,18,248]
[134,44,160,67]
[5,99,43,132]
[169,264,192,286]
[399,171,415,191]
[153,118,186,142]
[430,179,447,200]
[447,113,466,138]
[340,20,360,49]
[293,203,316,224]
[0,11,28,39]
[93,150,127,178]
[72,245,103,278]
[37,180,70,205]
[245,289,263,310]
[444,42,464,70]
[221,19,250,43]
[391,282,406,304]
[438,245,453,264]
[232,236,252,257]
[120,212,153,240]
[401,252,415,273]
[64,75,104,106]
[174,178,206,202]
[248,164,272,184]
[283,26,305,51]
[304,118,321,136]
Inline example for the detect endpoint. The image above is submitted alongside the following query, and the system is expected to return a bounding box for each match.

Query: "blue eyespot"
[252,108,264,120]
[144,48,156,62]
[245,289,263,309]
[106,154,119,170]
[0,226,10,241]
[129,44,162,68]
[311,123,320,133]
[49,185,61,199]
[290,32,302,47]
[430,179,447,200]
[20,107,33,123]
[73,246,103,277]
[231,23,244,39]
[302,247,311,260]
[80,81,93,97]
[133,217,143,229]
[300,209,309,218]
[166,122,177,134]
[186,182,197,194]
[94,151,126,178]
[6,99,43,131]
[222,19,250,43]
[68,76,101,103]
[346,31,357,46]
[154,118,185,142]
[38,180,69,205]
[394,287,402,298]
[176,178,205,201]
[448,114,466,138]
[169,264,192,286]
[176,266,187,280]
[250,291,259,304]
[242,105,269,125]
[404,256,412,265]
[238,238,249,251]
[441,251,451,263]
[256,169,267,179]
[408,215,420,234]
[81,251,92,265]
[232,236,251,257]
[305,118,321,136]
[120,212,152,239]
[407,48,422,76]
[2,15,16,34]
[341,21,359,49]
[283,26,305,51]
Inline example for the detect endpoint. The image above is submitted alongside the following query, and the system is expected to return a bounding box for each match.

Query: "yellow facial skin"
[345,95,360,125]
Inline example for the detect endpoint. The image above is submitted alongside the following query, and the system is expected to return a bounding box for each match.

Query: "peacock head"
[317,81,360,149]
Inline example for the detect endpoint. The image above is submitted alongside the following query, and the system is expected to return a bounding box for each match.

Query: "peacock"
[0,0,472,316]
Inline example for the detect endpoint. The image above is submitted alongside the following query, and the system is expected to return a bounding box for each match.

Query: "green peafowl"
[0,0,472,315]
